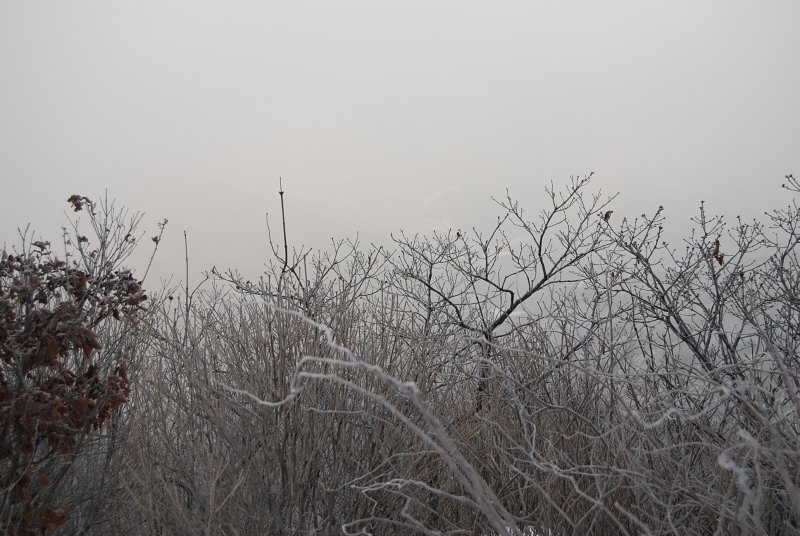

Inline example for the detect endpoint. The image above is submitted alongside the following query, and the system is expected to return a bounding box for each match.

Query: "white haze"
[1,1,798,285]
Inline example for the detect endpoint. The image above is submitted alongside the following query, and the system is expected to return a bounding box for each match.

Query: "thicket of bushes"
[2,175,799,535]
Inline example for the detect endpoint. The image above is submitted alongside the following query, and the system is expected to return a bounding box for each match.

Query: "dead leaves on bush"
[0,238,144,533]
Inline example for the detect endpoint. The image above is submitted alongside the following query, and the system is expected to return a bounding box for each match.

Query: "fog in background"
[1,1,798,285]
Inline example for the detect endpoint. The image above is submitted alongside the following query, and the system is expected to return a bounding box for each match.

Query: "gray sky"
[2,1,798,284]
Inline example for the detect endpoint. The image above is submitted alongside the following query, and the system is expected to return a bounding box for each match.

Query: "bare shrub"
[15,176,798,534]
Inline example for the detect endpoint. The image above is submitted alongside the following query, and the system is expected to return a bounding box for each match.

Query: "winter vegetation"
[2,174,800,535]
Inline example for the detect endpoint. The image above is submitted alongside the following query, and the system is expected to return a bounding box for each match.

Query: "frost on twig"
[214,298,522,536]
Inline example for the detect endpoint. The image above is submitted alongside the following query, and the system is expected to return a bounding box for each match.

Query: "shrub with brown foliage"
[0,198,149,534]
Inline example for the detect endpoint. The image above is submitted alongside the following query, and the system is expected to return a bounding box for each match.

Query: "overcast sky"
[1,1,798,284]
